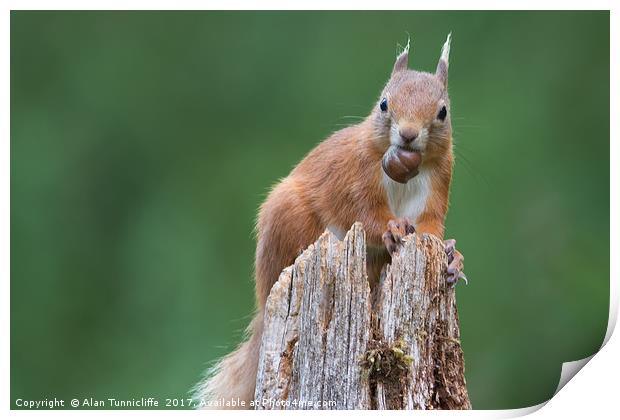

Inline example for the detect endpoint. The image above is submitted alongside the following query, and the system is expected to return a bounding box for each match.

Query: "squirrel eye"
[437,106,447,121]
[380,98,388,112]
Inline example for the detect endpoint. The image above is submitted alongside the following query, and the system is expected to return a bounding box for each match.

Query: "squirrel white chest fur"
[328,167,432,242]
[382,166,432,224]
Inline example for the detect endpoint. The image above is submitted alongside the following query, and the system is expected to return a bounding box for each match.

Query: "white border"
[3,2,616,419]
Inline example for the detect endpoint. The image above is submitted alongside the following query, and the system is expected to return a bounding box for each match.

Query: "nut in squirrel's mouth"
[382,145,423,184]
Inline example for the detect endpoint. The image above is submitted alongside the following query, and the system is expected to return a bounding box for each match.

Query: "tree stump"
[254,223,470,410]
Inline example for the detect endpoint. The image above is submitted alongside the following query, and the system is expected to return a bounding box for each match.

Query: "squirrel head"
[372,34,453,165]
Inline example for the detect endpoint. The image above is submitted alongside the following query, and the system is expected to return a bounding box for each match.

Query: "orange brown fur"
[195,38,455,409]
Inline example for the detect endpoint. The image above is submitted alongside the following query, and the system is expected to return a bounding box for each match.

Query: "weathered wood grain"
[254,223,470,410]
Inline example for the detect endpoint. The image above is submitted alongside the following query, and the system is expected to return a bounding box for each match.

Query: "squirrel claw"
[444,239,467,286]
[458,272,468,285]
[383,218,415,256]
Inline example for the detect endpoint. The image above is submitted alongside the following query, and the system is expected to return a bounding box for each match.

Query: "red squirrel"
[194,34,465,408]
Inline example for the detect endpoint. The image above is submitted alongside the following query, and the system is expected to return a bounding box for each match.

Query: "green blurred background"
[11,11,609,409]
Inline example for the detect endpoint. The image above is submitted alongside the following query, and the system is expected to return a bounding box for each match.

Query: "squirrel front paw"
[382,218,415,256]
[444,238,467,286]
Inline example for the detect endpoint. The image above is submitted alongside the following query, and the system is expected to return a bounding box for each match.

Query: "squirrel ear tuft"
[436,32,451,87]
[391,37,410,76]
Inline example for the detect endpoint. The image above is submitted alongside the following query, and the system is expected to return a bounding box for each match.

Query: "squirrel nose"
[399,127,419,143]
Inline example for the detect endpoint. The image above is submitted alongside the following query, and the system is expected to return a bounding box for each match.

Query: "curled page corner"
[494,341,607,417]
[490,356,594,419]
[554,355,594,396]
[549,294,618,399]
